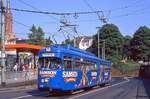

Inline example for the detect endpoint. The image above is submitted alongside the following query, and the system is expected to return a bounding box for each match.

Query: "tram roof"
[39,45,111,65]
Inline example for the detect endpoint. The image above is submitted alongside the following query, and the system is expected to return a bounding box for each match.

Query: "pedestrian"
[24,64,30,80]
[13,63,18,71]
[13,63,18,80]
[32,63,36,75]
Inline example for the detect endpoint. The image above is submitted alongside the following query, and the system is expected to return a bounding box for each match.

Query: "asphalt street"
[0,77,150,99]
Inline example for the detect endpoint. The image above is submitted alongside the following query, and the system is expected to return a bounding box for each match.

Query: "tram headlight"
[41,79,44,83]
[45,79,49,83]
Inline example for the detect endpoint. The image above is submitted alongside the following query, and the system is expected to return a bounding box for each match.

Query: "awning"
[5,44,43,54]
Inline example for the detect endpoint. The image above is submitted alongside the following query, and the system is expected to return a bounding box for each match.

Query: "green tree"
[122,35,132,60]
[62,38,74,45]
[28,25,45,46]
[129,26,150,61]
[88,24,124,60]
[45,36,53,46]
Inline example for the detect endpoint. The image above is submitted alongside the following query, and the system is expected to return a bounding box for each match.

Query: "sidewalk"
[0,70,37,88]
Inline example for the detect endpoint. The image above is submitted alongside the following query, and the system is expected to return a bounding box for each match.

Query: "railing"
[0,70,37,85]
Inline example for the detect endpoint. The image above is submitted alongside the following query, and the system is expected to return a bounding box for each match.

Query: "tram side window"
[81,61,85,70]
[64,56,72,70]
[105,66,111,72]
[88,61,97,71]
[101,65,104,72]
[86,61,91,71]
[91,62,97,70]
[74,58,81,70]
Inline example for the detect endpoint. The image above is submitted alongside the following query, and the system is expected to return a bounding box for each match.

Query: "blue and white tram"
[38,45,111,92]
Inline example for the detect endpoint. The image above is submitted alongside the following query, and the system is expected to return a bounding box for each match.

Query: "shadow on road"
[142,78,150,98]
[26,89,72,98]
[26,85,107,98]
[137,65,150,99]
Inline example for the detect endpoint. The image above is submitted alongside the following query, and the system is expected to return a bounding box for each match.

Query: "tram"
[38,45,111,92]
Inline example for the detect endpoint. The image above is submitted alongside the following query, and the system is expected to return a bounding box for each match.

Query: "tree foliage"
[45,36,53,46]
[88,24,124,59]
[62,38,74,45]
[122,35,132,59]
[28,25,45,46]
[87,24,150,74]
[129,26,150,61]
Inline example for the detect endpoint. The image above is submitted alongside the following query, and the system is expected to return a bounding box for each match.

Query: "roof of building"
[5,44,43,54]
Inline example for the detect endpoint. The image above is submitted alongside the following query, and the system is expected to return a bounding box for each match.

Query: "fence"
[0,70,37,85]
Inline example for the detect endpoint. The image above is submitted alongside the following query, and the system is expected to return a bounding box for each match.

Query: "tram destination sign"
[42,53,55,57]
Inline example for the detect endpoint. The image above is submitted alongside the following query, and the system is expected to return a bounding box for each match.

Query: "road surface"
[0,77,150,99]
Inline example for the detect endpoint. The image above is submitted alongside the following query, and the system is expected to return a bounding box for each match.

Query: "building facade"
[5,0,16,45]
[76,36,93,50]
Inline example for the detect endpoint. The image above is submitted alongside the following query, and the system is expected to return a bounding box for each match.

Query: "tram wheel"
[84,86,93,91]
[98,83,106,87]
[38,88,46,91]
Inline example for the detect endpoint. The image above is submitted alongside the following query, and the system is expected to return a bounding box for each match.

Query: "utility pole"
[0,0,6,86]
[102,40,105,59]
[96,11,107,59]
[96,26,105,59]
[96,27,100,58]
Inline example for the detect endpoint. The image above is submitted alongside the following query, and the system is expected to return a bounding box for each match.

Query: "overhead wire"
[110,5,150,19]
[15,0,82,43]
[4,1,148,22]
[82,0,107,24]
[16,0,59,21]
[6,0,147,17]
[110,0,145,12]
[10,7,103,15]
[8,0,150,41]
[13,19,31,28]
[12,6,150,25]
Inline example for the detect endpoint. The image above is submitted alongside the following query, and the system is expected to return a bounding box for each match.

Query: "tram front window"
[39,58,61,70]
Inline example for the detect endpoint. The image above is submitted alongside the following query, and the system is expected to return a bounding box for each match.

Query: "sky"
[10,0,150,43]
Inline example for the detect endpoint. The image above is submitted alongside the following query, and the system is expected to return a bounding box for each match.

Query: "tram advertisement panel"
[39,70,57,78]
[63,71,78,82]
[103,66,111,81]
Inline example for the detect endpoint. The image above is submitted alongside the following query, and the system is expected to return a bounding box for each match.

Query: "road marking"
[68,78,130,99]
[11,95,32,99]
[10,78,130,99]
[0,87,36,93]
[72,90,84,94]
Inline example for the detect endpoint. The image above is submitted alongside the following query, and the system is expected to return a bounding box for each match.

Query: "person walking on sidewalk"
[13,63,18,80]
[24,64,30,80]
[13,63,18,71]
